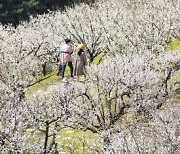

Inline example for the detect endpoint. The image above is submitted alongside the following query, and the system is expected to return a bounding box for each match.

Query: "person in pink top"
[59,38,74,81]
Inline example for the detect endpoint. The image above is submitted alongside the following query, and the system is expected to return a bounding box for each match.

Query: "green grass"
[26,127,101,153]
[168,40,180,51]
[25,65,72,97]
[25,73,60,97]
[56,128,102,153]
[93,52,105,65]
[168,75,180,85]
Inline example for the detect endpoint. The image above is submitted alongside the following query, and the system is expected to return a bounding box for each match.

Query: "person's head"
[64,38,71,44]
[77,44,86,50]
[77,44,85,56]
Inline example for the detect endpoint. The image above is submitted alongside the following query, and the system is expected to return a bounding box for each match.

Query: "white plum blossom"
[0,0,179,153]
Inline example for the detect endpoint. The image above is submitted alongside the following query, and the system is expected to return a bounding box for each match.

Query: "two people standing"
[58,39,87,82]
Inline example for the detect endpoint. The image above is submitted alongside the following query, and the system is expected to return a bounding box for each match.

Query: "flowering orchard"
[0,0,180,153]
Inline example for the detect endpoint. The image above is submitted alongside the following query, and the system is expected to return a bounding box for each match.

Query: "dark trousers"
[61,61,73,78]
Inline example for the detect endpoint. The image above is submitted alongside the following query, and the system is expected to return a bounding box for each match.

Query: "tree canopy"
[0,0,94,26]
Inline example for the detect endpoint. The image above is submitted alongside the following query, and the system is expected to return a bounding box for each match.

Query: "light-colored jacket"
[74,52,87,76]
[59,44,73,62]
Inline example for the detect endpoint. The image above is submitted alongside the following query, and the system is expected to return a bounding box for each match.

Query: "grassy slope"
[25,73,60,97]
[57,128,101,153]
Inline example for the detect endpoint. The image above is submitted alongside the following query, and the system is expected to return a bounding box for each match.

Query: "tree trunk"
[42,63,47,76]
[44,121,49,154]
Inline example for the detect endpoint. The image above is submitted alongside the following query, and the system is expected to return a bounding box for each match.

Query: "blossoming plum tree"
[70,49,179,153]
[0,0,179,153]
